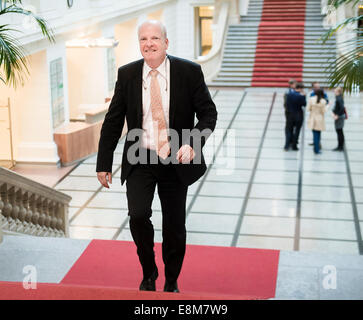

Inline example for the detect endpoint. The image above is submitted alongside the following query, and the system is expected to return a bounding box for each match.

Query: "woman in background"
[307,88,328,154]
[332,87,345,151]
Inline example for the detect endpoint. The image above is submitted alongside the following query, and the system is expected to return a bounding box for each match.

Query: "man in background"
[284,82,306,151]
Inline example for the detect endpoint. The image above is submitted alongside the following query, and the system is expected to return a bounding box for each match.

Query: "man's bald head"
[138,20,169,69]
[138,20,167,40]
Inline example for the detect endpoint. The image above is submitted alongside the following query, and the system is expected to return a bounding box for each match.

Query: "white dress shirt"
[141,56,170,150]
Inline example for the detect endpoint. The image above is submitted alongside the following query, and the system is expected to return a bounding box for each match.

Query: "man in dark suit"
[96,20,217,293]
[284,82,306,151]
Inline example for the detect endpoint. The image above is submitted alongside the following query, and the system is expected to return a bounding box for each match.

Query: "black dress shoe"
[292,146,299,151]
[163,281,179,293]
[332,147,344,152]
[139,268,158,291]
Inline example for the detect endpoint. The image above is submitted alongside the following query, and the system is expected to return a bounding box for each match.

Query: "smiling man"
[96,20,217,293]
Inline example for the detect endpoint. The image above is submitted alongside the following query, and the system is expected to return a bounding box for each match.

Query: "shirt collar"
[143,56,168,81]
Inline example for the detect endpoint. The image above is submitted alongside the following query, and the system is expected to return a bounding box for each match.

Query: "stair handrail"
[194,1,230,82]
[0,166,71,242]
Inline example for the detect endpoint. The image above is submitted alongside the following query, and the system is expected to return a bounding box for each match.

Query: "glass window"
[107,47,116,92]
[49,58,65,128]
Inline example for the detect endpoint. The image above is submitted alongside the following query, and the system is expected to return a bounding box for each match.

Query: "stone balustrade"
[0,167,71,243]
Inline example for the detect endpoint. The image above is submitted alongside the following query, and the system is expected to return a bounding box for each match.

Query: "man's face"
[139,23,168,66]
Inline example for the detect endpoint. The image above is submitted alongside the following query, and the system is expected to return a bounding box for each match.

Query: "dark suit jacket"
[286,90,306,114]
[96,55,217,186]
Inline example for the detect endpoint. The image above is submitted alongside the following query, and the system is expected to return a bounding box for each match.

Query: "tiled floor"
[55,88,363,256]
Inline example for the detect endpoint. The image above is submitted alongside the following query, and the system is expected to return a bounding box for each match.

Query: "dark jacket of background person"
[286,90,306,114]
[332,94,345,130]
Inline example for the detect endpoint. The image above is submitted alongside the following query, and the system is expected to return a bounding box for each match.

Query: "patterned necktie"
[149,69,170,159]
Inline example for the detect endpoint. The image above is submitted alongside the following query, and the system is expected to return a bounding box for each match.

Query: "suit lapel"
[132,59,144,128]
[168,55,179,129]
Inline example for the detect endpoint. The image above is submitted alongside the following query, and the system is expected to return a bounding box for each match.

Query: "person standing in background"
[307,88,328,154]
[309,82,329,148]
[284,82,306,151]
[332,87,345,151]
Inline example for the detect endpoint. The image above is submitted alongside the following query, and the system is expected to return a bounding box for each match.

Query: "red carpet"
[60,240,280,299]
[0,282,252,300]
[251,0,306,87]
[0,241,280,300]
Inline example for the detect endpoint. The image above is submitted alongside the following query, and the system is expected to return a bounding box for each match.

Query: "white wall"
[0,50,60,163]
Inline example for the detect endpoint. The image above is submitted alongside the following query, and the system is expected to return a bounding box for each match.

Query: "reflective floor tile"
[300,219,357,240]
[240,216,296,237]
[299,239,359,255]
[190,196,244,214]
[100,181,126,193]
[55,176,101,191]
[301,201,354,220]
[254,170,299,184]
[357,204,363,220]
[352,189,363,202]
[186,213,238,233]
[245,199,296,217]
[302,185,351,202]
[303,160,347,173]
[264,130,285,139]
[68,207,81,220]
[187,181,201,195]
[236,235,294,251]
[352,174,363,188]
[303,149,345,161]
[114,142,125,154]
[262,138,286,149]
[347,140,363,150]
[217,146,258,158]
[69,226,118,240]
[186,232,233,247]
[257,159,299,171]
[62,190,94,207]
[88,191,128,209]
[260,149,299,160]
[234,114,268,122]
[71,208,128,228]
[82,153,98,164]
[117,228,163,243]
[70,163,120,176]
[234,129,263,138]
[199,181,247,197]
[250,184,298,200]
[212,157,255,170]
[347,151,363,161]
[205,168,252,183]
[303,172,348,187]
[349,162,363,174]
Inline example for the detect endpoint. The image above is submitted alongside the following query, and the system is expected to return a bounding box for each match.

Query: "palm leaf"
[323,33,362,93]
[0,0,54,87]
[0,25,29,87]
[0,3,55,43]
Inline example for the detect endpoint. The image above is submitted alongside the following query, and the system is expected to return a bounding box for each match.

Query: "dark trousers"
[312,130,321,154]
[126,151,188,284]
[285,112,303,149]
[336,128,344,149]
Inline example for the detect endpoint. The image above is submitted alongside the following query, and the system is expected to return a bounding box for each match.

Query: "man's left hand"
[176,145,195,163]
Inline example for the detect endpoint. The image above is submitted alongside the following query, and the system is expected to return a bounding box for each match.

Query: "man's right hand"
[97,172,112,189]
